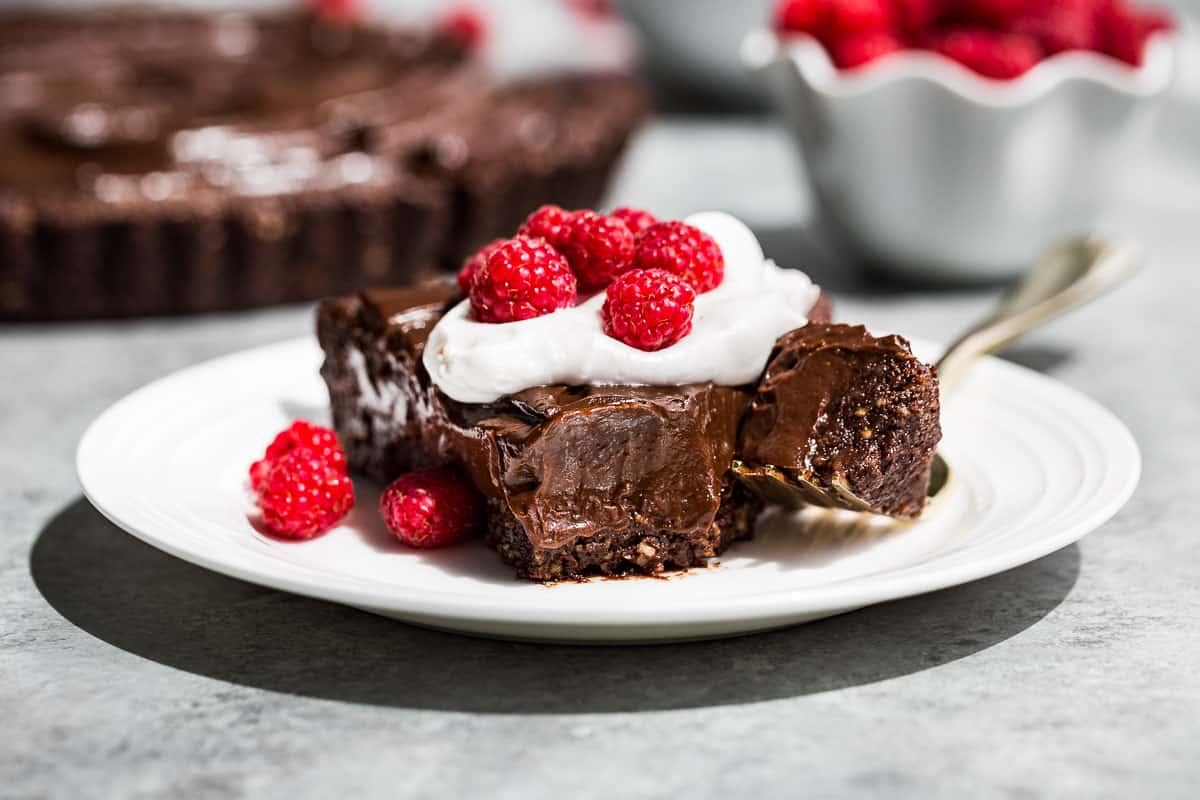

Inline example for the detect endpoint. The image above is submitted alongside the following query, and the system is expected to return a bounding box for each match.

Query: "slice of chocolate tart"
[735,324,941,520]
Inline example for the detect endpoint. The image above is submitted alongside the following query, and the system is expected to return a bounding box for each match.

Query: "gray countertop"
[2,118,1198,799]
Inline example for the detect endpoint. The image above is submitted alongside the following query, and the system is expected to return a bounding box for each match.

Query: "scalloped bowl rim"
[743,28,1178,107]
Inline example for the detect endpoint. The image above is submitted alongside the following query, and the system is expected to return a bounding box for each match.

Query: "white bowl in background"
[617,0,774,102]
[744,29,1178,281]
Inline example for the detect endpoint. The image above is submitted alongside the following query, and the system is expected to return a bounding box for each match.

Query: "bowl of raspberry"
[743,0,1179,281]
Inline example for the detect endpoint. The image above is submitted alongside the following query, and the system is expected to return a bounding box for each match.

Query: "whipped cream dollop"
[423,211,822,403]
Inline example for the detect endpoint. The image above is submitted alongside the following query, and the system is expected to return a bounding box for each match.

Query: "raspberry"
[961,0,1026,26]
[250,420,346,492]
[1140,8,1174,36]
[249,458,274,492]
[516,204,573,249]
[438,6,487,51]
[937,29,1041,79]
[890,0,939,37]
[832,31,905,68]
[774,0,830,35]
[602,269,696,352]
[256,449,355,539]
[1008,0,1099,55]
[633,221,725,293]
[558,211,636,291]
[611,207,658,235]
[825,0,893,41]
[379,467,483,548]
[469,236,577,323]
[457,239,505,296]
[1097,0,1149,65]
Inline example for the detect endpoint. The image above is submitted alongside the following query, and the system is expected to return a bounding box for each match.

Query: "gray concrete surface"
[2,118,1198,798]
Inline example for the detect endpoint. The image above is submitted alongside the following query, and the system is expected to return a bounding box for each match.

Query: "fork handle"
[935,239,1140,392]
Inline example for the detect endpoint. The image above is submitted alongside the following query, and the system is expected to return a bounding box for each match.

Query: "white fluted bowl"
[744,29,1178,281]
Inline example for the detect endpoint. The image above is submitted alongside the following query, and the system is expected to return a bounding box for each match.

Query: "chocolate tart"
[317,279,939,581]
[0,9,646,320]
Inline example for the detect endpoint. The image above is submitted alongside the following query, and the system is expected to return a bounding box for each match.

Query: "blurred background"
[2,0,1197,322]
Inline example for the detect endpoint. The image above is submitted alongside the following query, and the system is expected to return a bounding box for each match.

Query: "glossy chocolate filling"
[737,325,942,519]
[318,281,943,580]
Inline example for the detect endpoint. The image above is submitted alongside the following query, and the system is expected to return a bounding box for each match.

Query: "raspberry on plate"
[256,448,355,539]
[602,268,697,352]
[559,210,636,291]
[832,31,905,68]
[379,467,484,548]
[469,236,577,323]
[516,204,574,249]
[633,220,725,293]
[611,206,658,235]
[250,420,346,492]
[937,29,1041,79]
[457,238,506,296]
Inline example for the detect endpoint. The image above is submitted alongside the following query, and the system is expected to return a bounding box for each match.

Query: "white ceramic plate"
[77,338,1140,643]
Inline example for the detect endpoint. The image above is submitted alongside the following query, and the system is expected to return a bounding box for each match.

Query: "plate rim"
[76,337,1142,630]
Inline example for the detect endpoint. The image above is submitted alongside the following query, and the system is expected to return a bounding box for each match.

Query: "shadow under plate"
[31,497,1080,714]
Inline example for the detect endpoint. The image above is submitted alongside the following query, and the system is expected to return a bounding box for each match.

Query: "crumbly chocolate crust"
[736,324,942,519]
[484,483,762,581]
[0,9,646,320]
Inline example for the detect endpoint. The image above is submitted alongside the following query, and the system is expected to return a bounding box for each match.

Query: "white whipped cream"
[422,211,822,403]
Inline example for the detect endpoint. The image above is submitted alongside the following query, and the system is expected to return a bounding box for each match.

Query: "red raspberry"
[1007,0,1098,55]
[602,269,696,352]
[832,31,905,68]
[774,0,830,35]
[438,6,487,51]
[937,29,1041,79]
[1097,0,1151,65]
[310,0,360,24]
[457,239,505,296]
[633,221,725,293]
[256,449,355,539]
[379,467,483,548]
[890,0,939,37]
[1140,8,1174,36]
[825,0,893,41]
[611,207,658,235]
[558,211,636,291]
[469,236,577,323]
[516,204,574,249]
[961,0,1026,26]
[250,420,346,492]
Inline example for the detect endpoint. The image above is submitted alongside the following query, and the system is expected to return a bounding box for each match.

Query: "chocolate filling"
[318,281,944,581]
[736,325,942,519]
[319,283,769,580]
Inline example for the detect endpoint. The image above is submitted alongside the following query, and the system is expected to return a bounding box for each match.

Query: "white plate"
[77,338,1140,643]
